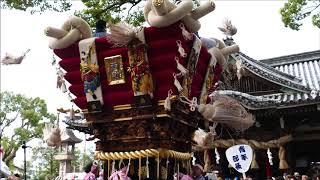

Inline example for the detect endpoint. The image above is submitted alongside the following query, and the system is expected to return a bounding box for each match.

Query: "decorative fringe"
[43,123,61,147]
[192,153,196,165]
[146,157,149,178]
[203,150,211,172]
[61,80,67,93]
[250,151,259,169]
[126,159,131,175]
[175,56,188,76]
[111,160,116,173]
[193,129,207,146]
[215,148,220,164]
[173,73,183,92]
[164,90,173,111]
[176,40,187,57]
[267,148,273,166]
[279,146,289,169]
[180,23,193,41]
[106,22,137,47]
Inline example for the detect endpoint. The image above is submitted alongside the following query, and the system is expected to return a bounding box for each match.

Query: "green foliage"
[74,0,145,27]
[29,145,59,180]
[0,0,72,13]
[28,144,93,179]
[1,0,201,28]
[71,148,94,172]
[280,0,320,30]
[0,91,56,164]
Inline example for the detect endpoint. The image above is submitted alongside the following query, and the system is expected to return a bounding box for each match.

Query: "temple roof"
[234,52,312,93]
[60,128,82,143]
[261,50,320,91]
[225,50,320,109]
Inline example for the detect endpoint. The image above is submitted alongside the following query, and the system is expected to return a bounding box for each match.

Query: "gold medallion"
[104,55,126,85]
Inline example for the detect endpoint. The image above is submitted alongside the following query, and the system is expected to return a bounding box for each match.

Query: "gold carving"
[153,0,164,6]
[104,55,126,85]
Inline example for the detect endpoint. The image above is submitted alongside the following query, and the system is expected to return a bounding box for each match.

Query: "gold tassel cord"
[250,151,259,169]
[279,146,289,170]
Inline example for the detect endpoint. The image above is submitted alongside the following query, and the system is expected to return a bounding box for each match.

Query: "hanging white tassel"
[215,148,220,164]
[190,97,198,112]
[111,160,116,173]
[191,153,196,166]
[107,22,137,47]
[52,54,56,66]
[173,73,183,92]
[67,93,73,101]
[176,40,187,58]
[175,56,188,76]
[180,23,193,41]
[146,156,150,178]
[267,148,273,165]
[61,80,67,93]
[57,68,65,77]
[164,90,173,111]
[126,159,131,175]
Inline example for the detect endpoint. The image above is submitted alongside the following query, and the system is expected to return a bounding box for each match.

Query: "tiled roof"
[234,52,311,93]
[211,90,320,110]
[261,50,320,91]
[226,50,320,108]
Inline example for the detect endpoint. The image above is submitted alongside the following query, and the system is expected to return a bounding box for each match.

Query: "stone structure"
[54,128,82,178]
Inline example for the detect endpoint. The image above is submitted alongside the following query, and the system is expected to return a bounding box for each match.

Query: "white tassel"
[57,68,65,77]
[173,73,183,92]
[146,157,150,178]
[111,160,116,173]
[107,22,137,47]
[126,159,131,175]
[190,97,198,111]
[180,23,193,41]
[164,90,173,111]
[61,80,67,93]
[67,93,73,101]
[175,57,188,76]
[192,153,196,165]
[215,148,220,164]
[176,40,187,58]
[267,148,273,165]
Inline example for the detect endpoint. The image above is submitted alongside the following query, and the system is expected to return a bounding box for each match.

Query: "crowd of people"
[81,161,320,180]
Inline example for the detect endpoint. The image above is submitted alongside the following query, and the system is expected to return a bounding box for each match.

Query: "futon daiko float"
[44,0,250,178]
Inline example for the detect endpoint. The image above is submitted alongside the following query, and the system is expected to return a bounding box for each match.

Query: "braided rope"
[95,149,191,161]
[194,135,292,150]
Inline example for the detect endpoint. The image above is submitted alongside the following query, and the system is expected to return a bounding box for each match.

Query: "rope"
[95,148,192,161]
[193,135,293,150]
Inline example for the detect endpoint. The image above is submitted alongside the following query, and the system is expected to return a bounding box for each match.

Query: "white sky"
[1,0,319,169]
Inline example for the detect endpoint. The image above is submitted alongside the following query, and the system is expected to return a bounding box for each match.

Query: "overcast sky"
[1,0,319,169]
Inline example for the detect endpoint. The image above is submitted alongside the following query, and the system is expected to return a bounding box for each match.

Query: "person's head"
[95,20,106,33]
[14,174,21,180]
[313,174,320,180]
[301,175,308,180]
[84,162,93,173]
[192,164,204,176]
[91,162,99,177]
[180,168,188,174]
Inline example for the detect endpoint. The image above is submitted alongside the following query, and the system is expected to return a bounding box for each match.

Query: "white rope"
[179,96,198,111]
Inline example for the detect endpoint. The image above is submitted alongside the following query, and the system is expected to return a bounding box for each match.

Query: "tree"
[29,144,94,179]
[1,0,200,27]
[0,0,72,13]
[280,0,320,30]
[0,91,56,164]
[29,144,59,180]
[71,148,94,172]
